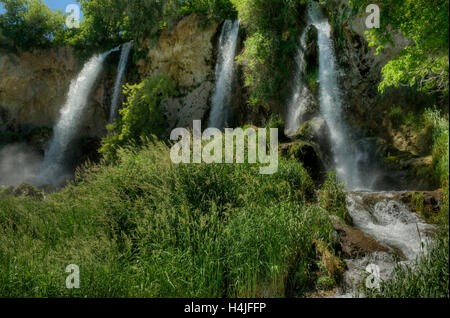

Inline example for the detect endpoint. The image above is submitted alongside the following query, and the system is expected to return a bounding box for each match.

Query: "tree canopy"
[351,0,449,95]
[0,0,67,50]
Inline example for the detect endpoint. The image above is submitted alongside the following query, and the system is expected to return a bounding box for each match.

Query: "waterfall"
[308,3,364,190]
[208,20,240,129]
[109,42,133,123]
[36,48,118,185]
[284,29,314,137]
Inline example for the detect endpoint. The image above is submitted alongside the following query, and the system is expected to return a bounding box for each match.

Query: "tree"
[0,0,67,50]
[351,0,449,95]
[67,0,180,53]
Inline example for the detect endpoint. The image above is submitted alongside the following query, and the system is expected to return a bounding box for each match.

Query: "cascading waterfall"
[207,20,240,129]
[109,41,133,123]
[36,47,119,185]
[337,192,435,297]
[297,3,436,298]
[308,2,363,190]
[284,29,314,137]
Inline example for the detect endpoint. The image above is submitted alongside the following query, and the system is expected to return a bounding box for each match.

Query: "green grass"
[0,140,338,297]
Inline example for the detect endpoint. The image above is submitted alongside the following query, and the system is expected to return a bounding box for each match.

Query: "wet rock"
[332,218,389,259]
[279,140,326,182]
[398,190,443,221]
[1,183,44,200]
[295,117,331,155]
[303,25,319,75]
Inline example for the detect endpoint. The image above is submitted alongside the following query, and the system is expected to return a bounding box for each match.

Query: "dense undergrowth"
[0,141,346,297]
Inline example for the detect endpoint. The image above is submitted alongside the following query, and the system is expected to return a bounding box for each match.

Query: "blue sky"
[0,1,83,15]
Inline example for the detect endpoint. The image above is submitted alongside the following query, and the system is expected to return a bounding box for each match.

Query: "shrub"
[100,75,177,161]
[232,0,305,107]
[318,172,352,225]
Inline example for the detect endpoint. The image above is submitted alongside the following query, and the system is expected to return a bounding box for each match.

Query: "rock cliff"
[0,47,112,138]
[137,14,220,129]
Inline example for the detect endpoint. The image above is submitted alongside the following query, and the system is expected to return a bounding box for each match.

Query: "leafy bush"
[180,0,237,22]
[232,0,306,107]
[351,0,449,95]
[318,172,352,225]
[100,75,177,161]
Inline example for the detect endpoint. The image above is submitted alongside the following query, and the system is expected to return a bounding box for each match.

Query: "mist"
[0,143,43,186]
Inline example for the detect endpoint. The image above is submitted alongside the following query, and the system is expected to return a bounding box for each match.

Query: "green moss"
[316,275,336,291]
[305,68,319,97]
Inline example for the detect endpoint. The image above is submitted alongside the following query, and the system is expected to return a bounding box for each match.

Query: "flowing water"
[308,2,365,190]
[336,192,435,297]
[295,2,437,297]
[36,48,119,185]
[284,29,315,137]
[208,20,240,129]
[109,42,133,123]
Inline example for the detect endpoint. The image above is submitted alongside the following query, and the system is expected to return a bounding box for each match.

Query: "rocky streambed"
[332,191,441,297]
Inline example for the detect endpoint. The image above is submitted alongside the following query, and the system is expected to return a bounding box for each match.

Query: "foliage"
[264,113,284,130]
[424,108,450,185]
[180,0,237,22]
[350,0,449,95]
[0,0,67,50]
[100,75,177,161]
[232,0,305,106]
[318,172,352,225]
[0,140,339,297]
[64,0,180,57]
[0,127,51,147]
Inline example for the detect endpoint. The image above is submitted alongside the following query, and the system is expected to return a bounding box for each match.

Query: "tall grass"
[0,141,336,297]
[364,231,449,298]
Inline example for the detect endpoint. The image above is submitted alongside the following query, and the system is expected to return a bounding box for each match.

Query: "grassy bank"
[0,141,343,297]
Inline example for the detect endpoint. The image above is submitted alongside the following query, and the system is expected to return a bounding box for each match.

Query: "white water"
[208,20,240,129]
[308,3,365,190]
[285,29,314,137]
[337,192,435,297]
[36,48,118,185]
[109,42,133,123]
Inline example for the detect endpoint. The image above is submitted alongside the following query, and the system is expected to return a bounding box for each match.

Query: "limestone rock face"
[0,47,78,130]
[137,14,220,128]
[165,81,214,131]
[0,47,110,138]
[138,14,218,88]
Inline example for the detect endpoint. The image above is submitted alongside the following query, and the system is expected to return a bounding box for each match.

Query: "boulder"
[303,25,319,75]
[332,218,390,259]
[279,140,326,182]
[1,183,44,200]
